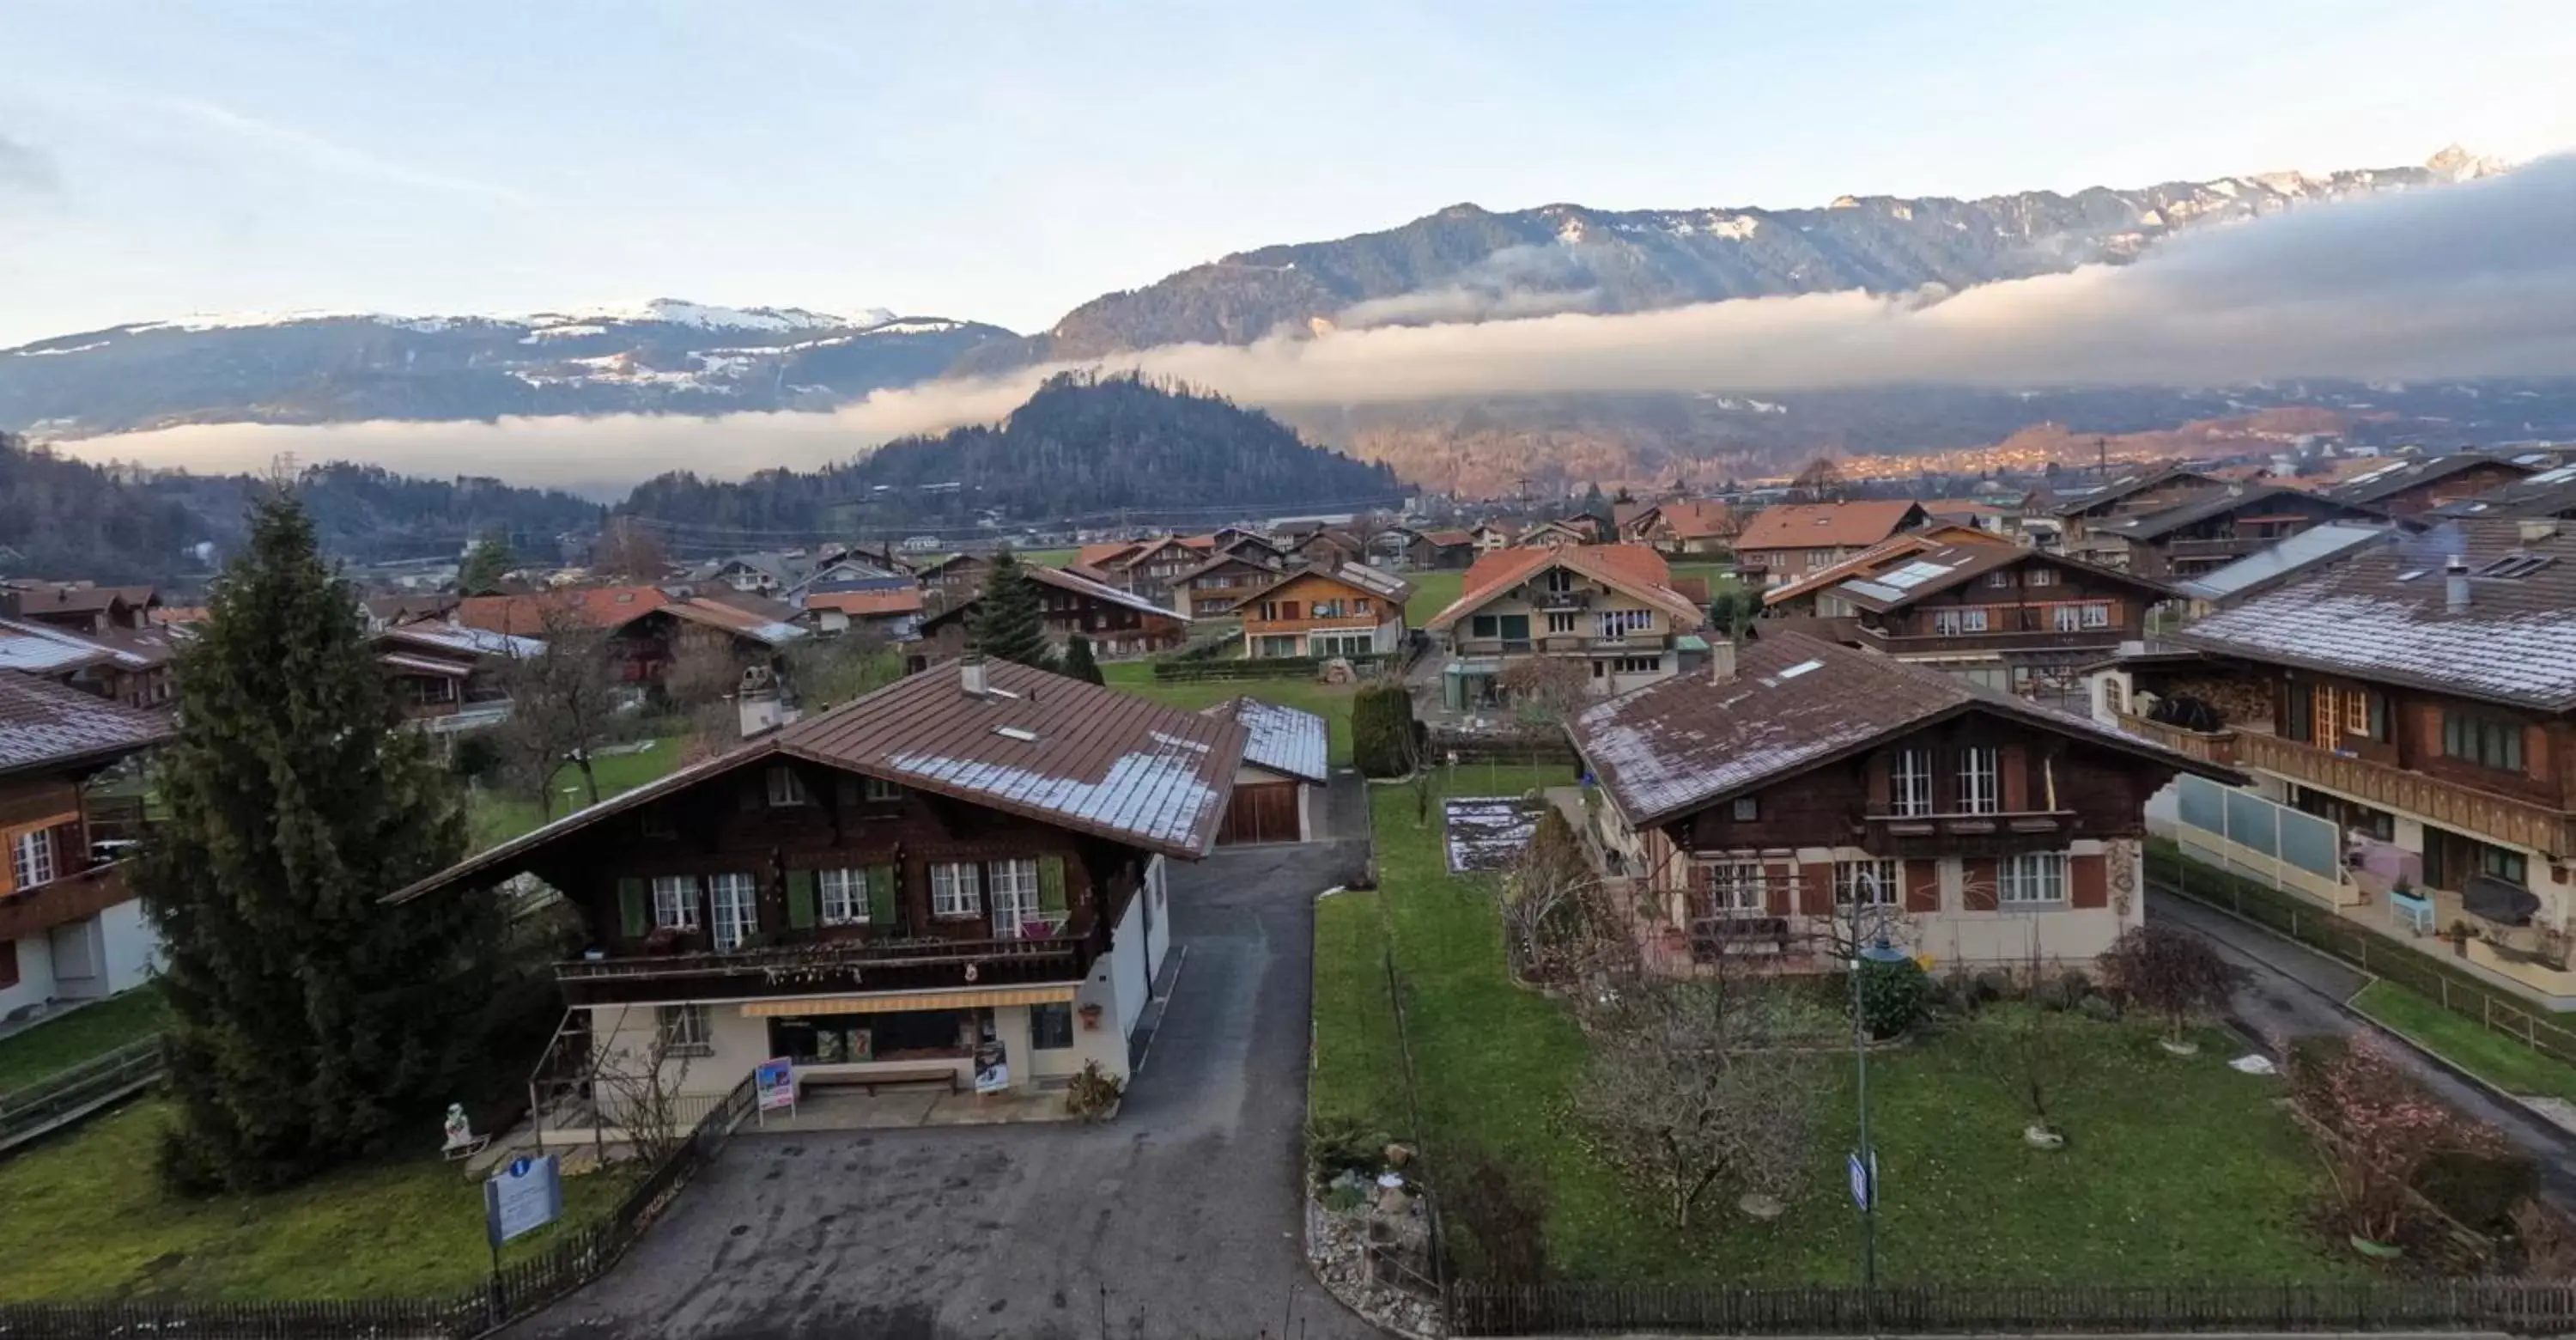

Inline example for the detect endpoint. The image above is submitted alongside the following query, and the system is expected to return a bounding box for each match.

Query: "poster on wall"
[755,1056,797,1119]
[974,1018,1009,1094]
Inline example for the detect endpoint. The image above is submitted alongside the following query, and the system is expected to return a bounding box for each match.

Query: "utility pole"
[2095,436,2109,484]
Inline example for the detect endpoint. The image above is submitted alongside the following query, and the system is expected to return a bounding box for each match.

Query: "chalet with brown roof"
[1,672,175,1020]
[386,657,1238,1126]
[1235,564,1413,661]
[1815,544,2177,706]
[1621,500,1741,557]
[1515,517,1603,548]
[1427,545,1706,709]
[372,622,543,729]
[1170,551,1286,619]
[2092,516,2576,1007]
[1733,501,1930,587]
[2035,464,2224,559]
[1570,632,2239,976]
[914,552,993,608]
[1468,521,1522,553]
[1291,529,1364,569]
[1759,526,2015,619]
[2085,484,2387,580]
[0,582,162,638]
[909,565,1190,672]
[1403,528,1477,571]
[455,586,807,694]
[2321,453,2542,519]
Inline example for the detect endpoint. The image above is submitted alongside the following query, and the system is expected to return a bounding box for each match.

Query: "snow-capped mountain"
[1,301,1012,438]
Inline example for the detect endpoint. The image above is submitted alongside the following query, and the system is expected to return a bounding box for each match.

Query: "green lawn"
[1106,662,1363,767]
[1320,768,2345,1283]
[468,737,686,850]
[0,989,170,1094]
[2353,980,2576,1102]
[0,1100,632,1300]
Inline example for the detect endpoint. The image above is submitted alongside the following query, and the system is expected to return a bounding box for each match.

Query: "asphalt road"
[512,837,1376,1340]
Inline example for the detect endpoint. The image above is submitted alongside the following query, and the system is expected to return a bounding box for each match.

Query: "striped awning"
[738,984,1077,1018]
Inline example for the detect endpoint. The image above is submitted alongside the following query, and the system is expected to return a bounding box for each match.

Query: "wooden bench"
[799,1063,963,1096]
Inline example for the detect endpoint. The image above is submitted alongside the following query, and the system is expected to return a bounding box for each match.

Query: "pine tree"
[457,531,513,594]
[1060,634,1104,685]
[140,490,505,1193]
[970,551,1056,671]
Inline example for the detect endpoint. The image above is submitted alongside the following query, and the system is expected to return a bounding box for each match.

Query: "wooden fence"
[0,1071,759,1339]
[1450,1279,2576,1336]
[2148,841,2576,1069]
[0,1032,165,1153]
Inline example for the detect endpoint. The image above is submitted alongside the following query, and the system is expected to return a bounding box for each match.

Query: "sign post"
[483,1153,564,1323]
[755,1057,797,1126]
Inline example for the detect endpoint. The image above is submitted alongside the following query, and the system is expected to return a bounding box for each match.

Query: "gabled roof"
[2170,518,2576,711]
[660,595,809,646]
[1517,517,1602,545]
[1427,545,1703,632]
[804,588,925,618]
[2322,453,2540,507]
[1030,565,1191,623]
[2174,523,2403,605]
[1569,631,2239,828]
[1075,541,1146,569]
[1415,529,1475,548]
[1,582,161,619]
[2096,484,2377,542]
[914,551,990,576]
[1206,696,1328,784]
[1631,499,1740,540]
[2430,462,2576,521]
[0,671,175,777]
[1733,501,1929,552]
[1761,527,2014,608]
[386,660,1249,902]
[1830,545,2175,612]
[2044,464,2221,518]
[456,587,670,636]
[1172,551,1281,584]
[1232,562,1416,612]
[375,623,544,660]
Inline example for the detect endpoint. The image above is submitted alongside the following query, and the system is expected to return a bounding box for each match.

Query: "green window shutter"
[868,864,899,926]
[617,877,648,938]
[1037,855,1069,917]
[787,869,817,929]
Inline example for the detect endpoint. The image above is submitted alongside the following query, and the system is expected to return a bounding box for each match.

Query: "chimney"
[2445,556,2471,613]
[1708,638,1738,684]
[960,652,988,697]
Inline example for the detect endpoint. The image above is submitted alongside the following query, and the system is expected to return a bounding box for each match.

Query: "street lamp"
[1850,907,1911,1294]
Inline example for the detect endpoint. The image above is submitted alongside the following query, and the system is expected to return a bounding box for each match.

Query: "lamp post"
[1850,902,1911,1294]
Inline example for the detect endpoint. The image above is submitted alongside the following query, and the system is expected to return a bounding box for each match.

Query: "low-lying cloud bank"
[64,154,2576,492]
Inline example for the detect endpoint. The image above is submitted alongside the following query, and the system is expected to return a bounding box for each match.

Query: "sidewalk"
[2153,886,2576,1207]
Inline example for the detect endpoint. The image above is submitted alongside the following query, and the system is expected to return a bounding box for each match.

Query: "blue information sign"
[485,1153,563,1248]
[1846,1148,1878,1211]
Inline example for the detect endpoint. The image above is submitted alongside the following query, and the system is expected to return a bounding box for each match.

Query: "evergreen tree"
[140,490,505,1193]
[457,531,513,594]
[1060,634,1104,685]
[970,551,1056,671]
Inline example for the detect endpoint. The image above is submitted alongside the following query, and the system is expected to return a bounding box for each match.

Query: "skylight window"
[2477,553,2558,580]
[1776,660,1823,679]
[994,726,1039,742]
[2395,570,2428,582]
[2533,465,2576,484]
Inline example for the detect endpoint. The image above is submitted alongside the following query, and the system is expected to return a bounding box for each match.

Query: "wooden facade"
[1850,553,2157,660]
[1174,555,1280,618]
[1239,570,1403,660]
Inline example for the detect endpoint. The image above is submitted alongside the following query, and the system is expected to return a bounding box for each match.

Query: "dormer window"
[1542,569,1575,594]
[766,765,808,807]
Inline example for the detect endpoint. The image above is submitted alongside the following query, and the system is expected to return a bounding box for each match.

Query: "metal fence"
[0,1071,760,1339]
[2148,842,2576,1069]
[0,1032,166,1153]
[1451,1279,2576,1336]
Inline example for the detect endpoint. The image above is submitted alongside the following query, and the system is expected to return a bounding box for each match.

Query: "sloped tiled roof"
[1760,527,2013,608]
[1569,631,2234,827]
[1733,501,1927,552]
[1208,696,1328,784]
[1832,545,2173,612]
[1030,565,1191,624]
[2043,465,2220,518]
[2322,454,2540,508]
[2096,484,2377,542]
[1635,499,1740,539]
[456,587,670,636]
[2171,518,2576,711]
[803,588,926,618]
[0,672,174,777]
[1428,545,1702,631]
[2430,463,2576,521]
[661,596,810,646]
[376,623,544,660]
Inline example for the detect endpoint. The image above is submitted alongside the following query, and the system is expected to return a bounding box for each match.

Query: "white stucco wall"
[97,898,160,994]
[1109,888,1151,1037]
[0,935,56,1020]
[1143,856,1172,975]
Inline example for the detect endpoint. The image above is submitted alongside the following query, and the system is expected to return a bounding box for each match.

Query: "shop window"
[1030,1002,1076,1051]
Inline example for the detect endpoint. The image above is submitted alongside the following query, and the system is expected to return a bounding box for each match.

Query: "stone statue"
[441,1103,476,1153]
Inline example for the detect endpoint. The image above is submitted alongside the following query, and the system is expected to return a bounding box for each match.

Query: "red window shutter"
[2070,853,2109,909]
[1796,863,1833,917]
[2000,744,2030,812]
[1904,860,1941,913]
[1963,857,2000,911]
[1765,862,1796,916]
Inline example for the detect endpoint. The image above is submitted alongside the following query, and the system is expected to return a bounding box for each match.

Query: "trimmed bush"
[1352,685,1419,778]
[1855,958,1929,1039]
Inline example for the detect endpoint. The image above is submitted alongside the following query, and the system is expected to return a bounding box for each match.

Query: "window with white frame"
[1958,746,2000,815]
[1596,608,1653,638]
[2080,602,2112,629]
[1933,608,1990,635]
[989,858,1042,937]
[1834,859,1900,906]
[9,828,56,890]
[1313,631,1374,658]
[1730,796,1759,821]
[2026,567,2057,588]
[863,776,902,802]
[708,872,758,950]
[819,868,869,925]
[2052,604,2083,632]
[1546,612,1578,634]
[2001,852,2067,905]
[658,1003,713,1056]
[1891,748,1933,816]
[931,862,983,918]
[650,875,699,930]
[1702,861,1767,915]
[766,765,807,807]
[1985,570,2014,588]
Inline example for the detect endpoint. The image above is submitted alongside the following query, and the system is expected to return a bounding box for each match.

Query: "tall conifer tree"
[142,490,503,1192]
[1060,634,1105,685]
[970,551,1057,671]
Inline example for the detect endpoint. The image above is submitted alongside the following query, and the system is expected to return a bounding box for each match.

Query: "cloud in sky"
[0,133,61,196]
[162,97,526,204]
[61,155,2576,492]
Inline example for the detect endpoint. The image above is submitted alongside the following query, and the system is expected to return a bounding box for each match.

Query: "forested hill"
[618,374,1406,532]
[0,434,599,582]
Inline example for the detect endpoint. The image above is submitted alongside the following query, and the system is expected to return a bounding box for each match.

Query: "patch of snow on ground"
[1444,796,1543,874]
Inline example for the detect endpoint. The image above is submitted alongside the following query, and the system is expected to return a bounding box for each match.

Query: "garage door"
[1219,782,1301,845]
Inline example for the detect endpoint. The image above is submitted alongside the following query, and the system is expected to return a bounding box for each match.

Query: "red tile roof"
[1430,545,1703,631]
[1733,501,1927,552]
[803,588,926,618]
[456,587,670,636]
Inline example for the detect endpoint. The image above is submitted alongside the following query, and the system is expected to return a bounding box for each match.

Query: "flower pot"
[2023,1124,2067,1150]
[2348,1233,2404,1261]
[2159,1036,2201,1057]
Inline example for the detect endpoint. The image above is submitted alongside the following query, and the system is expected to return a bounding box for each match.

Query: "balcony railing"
[1859,625,2129,655]
[0,860,133,941]
[2233,730,2576,857]
[1860,809,2075,858]
[1530,589,1591,611]
[2115,712,2241,765]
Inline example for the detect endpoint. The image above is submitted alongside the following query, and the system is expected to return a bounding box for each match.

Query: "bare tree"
[500,600,622,818]
[1496,655,1591,734]
[2098,923,2237,1051]
[782,626,898,710]
[586,1003,696,1166]
[1788,457,1846,504]
[1993,938,2069,1146]
[1575,951,1820,1231]
[1501,807,1601,984]
[594,517,670,581]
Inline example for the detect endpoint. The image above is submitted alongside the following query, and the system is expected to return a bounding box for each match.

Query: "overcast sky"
[4,0,2574,348]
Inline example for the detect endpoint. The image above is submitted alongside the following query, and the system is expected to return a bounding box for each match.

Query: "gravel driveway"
[513,838,1376,1340]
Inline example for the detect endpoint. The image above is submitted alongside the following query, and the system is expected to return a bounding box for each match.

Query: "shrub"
[1307,1113,1393,1186]
[2416,1148,2538,1232]
[449,731,507,782]
[1066,1060,1124,1123]
[1855,958,1929,1039]
[2099,923,2237,1046]
[1443,1150,1551,1282]
[1352,685,1419,778]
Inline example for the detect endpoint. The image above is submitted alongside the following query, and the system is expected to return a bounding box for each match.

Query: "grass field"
[0,989,170,1094]
[2353,980,2576,1102]
[0,1100,632,1301]
[1317,766,2344,1282]
[1103,661,1362,766]
[467,737,687,850]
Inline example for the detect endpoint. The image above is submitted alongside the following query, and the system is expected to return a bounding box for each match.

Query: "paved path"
[511,840,1376,1340]
[2152,887,2576,1205]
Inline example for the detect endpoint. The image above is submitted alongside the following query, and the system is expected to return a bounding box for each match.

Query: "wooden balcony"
[2115,712,2241,766]
[1858,625,2131,655]
[1860,810,2075,858]
[0,860,133,941]
[555,932,1091,1007]
[2233,730,2576,856]
[1528,589,1593,611]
